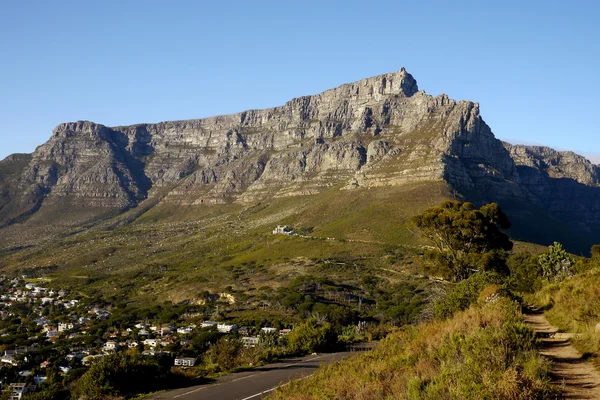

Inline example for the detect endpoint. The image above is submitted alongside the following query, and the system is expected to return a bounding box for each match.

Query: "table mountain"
[1,68,598,252]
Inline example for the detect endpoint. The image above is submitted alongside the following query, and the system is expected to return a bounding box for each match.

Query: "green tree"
[412,201,512,281]
[287,319,337,354]
[70,353,166,400]
[538,242,573,282]
[506,252,544,292]
[205,337,242,371]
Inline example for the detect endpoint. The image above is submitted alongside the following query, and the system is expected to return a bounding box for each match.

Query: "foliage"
[507,252,544,293]
[272,299,559,399]
[434,272,503,320]
[376,281,426,325]
[591,244,600,259]
[527,262,600,369]
[204,337,243,372]
[538,242,574,282]
[287,319,337,354]
[412,201,512,281]
[70,353,172,400]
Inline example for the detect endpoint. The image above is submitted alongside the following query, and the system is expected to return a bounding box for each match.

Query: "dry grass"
[272,298,558,399]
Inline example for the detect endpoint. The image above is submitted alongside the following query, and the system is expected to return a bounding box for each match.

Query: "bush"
[70,353,170,399]
[507,252,544,293]
[287,319,337,354]
[204,337,242,372]
[539,242,574,282]
[434,272,503,320]
[272,299,559,399]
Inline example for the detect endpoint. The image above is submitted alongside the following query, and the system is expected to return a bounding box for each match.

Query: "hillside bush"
[272,299,558,399]
[538,242,574,282]
[433,272,503,320]
[506,252,544,292]
[70,353,173,400]
[529,266,600,368]
[287,319,337,354]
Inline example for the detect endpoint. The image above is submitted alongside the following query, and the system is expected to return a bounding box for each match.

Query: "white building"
[103,341,119,351]
[59,366,72,374]
[58,322,79,332]
[242,336,259,347]
[272,225,293,235]
[177,327,193,335]
[174,357,196,367]
[217,324,238,333]
[143,339,159,348]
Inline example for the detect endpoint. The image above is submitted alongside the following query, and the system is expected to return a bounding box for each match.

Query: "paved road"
[149,351,357,400]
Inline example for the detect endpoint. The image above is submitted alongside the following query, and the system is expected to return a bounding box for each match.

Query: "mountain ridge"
[1,68,599,253]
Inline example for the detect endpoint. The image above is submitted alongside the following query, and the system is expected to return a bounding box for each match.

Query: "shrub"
[204,337,242,372]
[507,252,544,293]
[538,242,574,282]
[272,299,559,399]
[287,319,337,354]
[433,272,503,320]
[70,353,170,400]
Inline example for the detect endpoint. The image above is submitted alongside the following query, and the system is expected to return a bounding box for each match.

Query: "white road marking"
[238,374,312,400]
[172,355,322,398]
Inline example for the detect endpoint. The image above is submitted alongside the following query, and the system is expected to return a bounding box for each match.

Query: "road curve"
[148,351,357,400]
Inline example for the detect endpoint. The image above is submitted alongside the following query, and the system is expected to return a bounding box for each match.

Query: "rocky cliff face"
[1,68,598,249]
[503,143,600,233]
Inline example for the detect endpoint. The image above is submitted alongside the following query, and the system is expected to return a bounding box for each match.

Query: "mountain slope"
[0,68,599,254]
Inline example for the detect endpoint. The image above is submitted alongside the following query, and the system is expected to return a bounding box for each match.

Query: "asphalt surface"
[148,351,357,400]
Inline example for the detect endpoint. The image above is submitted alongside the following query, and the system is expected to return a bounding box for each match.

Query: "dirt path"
[524,309,600,399]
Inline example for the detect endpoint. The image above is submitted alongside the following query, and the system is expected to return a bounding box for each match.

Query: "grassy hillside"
[0,182,451,303]
[273,298,558,399]
[528,263,600,368]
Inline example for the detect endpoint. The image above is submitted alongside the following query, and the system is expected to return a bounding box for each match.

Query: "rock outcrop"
[0,68,598,251]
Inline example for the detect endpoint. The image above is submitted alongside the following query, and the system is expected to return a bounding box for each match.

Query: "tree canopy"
[412,201,513,281]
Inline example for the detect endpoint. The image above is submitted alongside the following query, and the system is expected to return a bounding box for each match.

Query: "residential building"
[272,225,293,235]
[242,336,259,347]
[9,383,36,400]
[103,341,118,351]
[217,323,237,333]
[174,357,196,367]
[177,327,193,335]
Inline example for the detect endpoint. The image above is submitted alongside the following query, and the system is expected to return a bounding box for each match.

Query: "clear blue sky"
[1,1,598,161]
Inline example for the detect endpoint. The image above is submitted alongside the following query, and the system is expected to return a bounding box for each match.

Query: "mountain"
[1,68,599,254]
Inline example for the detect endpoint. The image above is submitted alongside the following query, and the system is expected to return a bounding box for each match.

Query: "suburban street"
[148,351,358,400]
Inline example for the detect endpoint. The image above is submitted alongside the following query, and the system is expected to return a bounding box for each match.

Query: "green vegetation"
[70,353,176,400]
[412,201,512,281]
[0,191,593,399]
[538,242,574,282]
[528,251,600,368]
[272,299,558,399]
[433,271,504,320]
[286,319,337,354]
